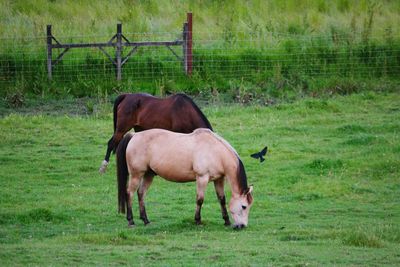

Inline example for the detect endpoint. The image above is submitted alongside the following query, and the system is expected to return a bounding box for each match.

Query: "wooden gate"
[46,13,193,80]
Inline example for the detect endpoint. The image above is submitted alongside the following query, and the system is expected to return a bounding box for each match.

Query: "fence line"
[0,29,399,89]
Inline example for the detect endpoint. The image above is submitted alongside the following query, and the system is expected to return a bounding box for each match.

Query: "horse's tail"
[113,94,127,133]
[116,132,133,214]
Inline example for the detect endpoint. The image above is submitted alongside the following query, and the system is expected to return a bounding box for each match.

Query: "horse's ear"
[246,185,254,204]
[244,185,253,195]
[248,185,253,194]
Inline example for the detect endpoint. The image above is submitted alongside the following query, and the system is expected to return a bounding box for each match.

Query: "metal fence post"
[116,23,122,81]
[47,25,52,80]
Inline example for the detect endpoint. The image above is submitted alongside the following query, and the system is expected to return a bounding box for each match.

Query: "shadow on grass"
[0,208,69,225]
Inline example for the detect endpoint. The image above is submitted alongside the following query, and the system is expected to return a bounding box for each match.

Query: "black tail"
[113,94,127,133]
[116,132,133,214]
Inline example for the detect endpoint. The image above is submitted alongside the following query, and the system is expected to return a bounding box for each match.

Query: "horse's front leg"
[214,178,231,226]
[137,173,154,225]
[126,175,141,227]
[195,175,209,225]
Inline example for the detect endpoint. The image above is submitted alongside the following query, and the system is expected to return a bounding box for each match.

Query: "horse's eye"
[241,205,247,210]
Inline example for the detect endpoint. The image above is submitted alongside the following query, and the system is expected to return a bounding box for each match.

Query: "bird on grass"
[250,146,268,163]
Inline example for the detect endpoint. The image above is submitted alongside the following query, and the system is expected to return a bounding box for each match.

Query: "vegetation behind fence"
[0,0,399,100]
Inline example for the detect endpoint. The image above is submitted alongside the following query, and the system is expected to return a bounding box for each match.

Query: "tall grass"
[0,0,399,98]
[1,0,399,39]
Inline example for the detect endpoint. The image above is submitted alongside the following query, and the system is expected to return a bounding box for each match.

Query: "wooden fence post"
[47,25,52,80]
[116,23,122,81]
[186,12,193,76]
[183,22,188,74]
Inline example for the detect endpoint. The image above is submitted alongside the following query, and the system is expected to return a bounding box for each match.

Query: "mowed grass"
[0,92,399,266]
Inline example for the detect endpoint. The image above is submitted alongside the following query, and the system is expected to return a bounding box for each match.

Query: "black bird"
[250,146,268,162]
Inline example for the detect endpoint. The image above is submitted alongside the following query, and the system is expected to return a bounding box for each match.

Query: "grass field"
[0,91,399,265]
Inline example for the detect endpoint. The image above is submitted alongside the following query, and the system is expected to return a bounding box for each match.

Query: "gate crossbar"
[46,13,192,80]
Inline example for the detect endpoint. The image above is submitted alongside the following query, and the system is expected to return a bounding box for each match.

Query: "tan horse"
[116,128,254,229]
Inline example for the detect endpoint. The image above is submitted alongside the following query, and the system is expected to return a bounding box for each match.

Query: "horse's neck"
[225,165,243,198]
[214,138,243,198]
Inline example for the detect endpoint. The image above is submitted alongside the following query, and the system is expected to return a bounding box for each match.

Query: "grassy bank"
[0,92,399,265]
[1,0,399,98]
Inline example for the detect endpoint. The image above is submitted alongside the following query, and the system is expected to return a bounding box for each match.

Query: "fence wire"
[1,31,399,90]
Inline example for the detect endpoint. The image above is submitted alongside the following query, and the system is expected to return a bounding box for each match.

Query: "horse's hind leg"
[195,175,209,225]
[105,136,114,162]
[126,174,141,227]
[137,173,154,225]
[99,131,126,174]
[126,192,134,227]
[214,178,231,226]
[99,136,114,174]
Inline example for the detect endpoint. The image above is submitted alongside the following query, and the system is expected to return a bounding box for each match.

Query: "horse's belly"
[152,165,197,182]
[149,154,197,183]
[158,170,197,183]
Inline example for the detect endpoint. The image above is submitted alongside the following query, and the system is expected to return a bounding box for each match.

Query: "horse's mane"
[174,93,213,131]
[237,158,249,195]
[206,130,249,194]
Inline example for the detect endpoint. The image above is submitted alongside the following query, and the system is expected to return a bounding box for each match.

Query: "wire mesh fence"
[1,30,399,95]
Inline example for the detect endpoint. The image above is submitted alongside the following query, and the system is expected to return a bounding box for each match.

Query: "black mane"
[175,93,213,131]
[237,158,249,194]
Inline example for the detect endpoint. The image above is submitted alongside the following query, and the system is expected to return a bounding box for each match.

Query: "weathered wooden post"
[116,23,122,80]
[47,25,53,80]
[183,22,188,73]
[186,12,193,76]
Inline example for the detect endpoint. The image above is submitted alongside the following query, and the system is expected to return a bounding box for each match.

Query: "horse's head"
[229,186,253,229]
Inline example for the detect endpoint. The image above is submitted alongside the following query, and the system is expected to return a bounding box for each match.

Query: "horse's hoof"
[224,221,231,226]
[99,160,109,174]
[144,221,151,226]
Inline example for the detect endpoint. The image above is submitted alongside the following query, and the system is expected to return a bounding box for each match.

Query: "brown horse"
[116,128,254,229]
[99,93,213,173]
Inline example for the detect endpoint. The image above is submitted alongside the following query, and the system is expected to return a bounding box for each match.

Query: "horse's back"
[117,93,211,133]
[123,93,157,108]
[128,128,198,158]
[126,129,234,181]
[129,128,225,157]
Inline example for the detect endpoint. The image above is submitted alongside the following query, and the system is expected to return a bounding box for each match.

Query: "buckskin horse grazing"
[99,93,213,173]
[116,128,254,229]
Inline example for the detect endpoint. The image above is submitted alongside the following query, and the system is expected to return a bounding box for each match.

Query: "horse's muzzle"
[233,224,246,230]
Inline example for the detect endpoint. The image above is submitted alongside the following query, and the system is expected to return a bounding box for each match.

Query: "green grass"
[1,92,399,265]
[1,0,399,38]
